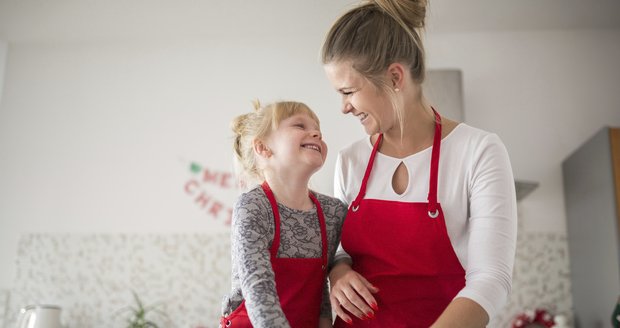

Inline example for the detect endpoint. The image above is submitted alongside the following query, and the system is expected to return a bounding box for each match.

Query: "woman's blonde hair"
[231,100,320,184]
[322,0,428,134]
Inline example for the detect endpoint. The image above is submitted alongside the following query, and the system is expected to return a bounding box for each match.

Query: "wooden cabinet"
[562,127,620,328]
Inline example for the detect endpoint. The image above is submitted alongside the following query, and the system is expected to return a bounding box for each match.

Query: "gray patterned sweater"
[221,185,347,328]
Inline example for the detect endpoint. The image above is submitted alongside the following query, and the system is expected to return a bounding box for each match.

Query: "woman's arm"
[329,261,379,323]
[330,151,380,322]
[435,133,517,327]
[431,298,489,328]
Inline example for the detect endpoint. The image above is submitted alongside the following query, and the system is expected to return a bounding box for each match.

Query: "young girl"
[220,101,347,328]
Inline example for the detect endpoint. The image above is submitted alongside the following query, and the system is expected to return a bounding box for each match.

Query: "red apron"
[334,110,465,328]
[220,182,328,328]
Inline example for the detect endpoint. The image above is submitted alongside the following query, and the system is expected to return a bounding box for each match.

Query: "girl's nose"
[312,129,322,140]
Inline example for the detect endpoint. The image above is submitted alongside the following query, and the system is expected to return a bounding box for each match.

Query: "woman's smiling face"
[324,61,394,136]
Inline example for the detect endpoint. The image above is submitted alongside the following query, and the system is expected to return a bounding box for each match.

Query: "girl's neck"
[263,172,314,211]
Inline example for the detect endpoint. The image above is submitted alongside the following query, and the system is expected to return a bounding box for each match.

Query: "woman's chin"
[363,125,380,136]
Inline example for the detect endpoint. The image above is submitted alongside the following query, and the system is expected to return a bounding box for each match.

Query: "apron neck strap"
[350,108,443,214]
[350,133,383,210]
[261,181,282,258]
[427,108,442,213]
[308,192,328,269]
[261,181,328,269]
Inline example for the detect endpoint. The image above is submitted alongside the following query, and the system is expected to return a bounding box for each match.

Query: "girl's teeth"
[303,145,320,152]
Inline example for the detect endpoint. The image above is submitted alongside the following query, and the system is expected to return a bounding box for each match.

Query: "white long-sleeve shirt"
[333,123,517,319]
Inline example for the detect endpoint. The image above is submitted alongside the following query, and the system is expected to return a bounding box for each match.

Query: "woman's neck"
[263,172,314,211]
[378,101,437,158]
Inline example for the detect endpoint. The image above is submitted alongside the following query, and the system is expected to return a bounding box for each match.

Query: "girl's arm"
[319,317,333,328]
[232,193,291,328]
[319,277,332,323]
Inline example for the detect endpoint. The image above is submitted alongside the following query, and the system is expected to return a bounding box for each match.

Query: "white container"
[15,305,62,328]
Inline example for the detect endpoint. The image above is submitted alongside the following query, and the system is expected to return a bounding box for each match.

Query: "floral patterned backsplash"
[6,234,231,328]
[5,230,573,328]
[491,231,573,327]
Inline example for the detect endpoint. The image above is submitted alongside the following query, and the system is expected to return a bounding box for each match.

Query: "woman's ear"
[387,63,406,90]
[253,139,272,158]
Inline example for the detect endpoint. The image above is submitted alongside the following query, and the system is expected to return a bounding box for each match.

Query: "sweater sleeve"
[320,280,332,319]
[454,133,518,319]
[231,192,291,328]
[321,196,349,318]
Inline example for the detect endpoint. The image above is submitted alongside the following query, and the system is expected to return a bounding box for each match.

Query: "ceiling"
[0,0,619,43]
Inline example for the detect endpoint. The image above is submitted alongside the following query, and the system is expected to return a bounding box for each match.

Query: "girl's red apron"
[220,182,328,328]
[334,110,466,328]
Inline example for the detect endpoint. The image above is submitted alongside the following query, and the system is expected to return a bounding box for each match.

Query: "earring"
[394,88,400,92]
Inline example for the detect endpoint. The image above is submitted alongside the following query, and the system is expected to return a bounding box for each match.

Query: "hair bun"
[232,99,263,136]
[231,113,250,137]
[372,0,427,28]
[251,99,262,112]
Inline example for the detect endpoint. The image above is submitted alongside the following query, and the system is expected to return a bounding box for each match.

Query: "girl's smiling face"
[264,113,327,174]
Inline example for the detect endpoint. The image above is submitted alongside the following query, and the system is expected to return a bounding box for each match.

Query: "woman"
[321,0,517,327]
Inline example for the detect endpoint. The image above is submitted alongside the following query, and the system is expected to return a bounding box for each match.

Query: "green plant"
[116,291,168,328]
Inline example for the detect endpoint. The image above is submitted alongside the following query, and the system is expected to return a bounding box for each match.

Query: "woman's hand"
[329,261,379,323]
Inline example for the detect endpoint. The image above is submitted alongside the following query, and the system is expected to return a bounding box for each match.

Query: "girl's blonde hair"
[322,0,428,135]
[231,100,320,184]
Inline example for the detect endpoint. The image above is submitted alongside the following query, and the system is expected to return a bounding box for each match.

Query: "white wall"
[0,35,363,290]
[1,13,619,324]
[427,29,620,234]
[0,41,7,106]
